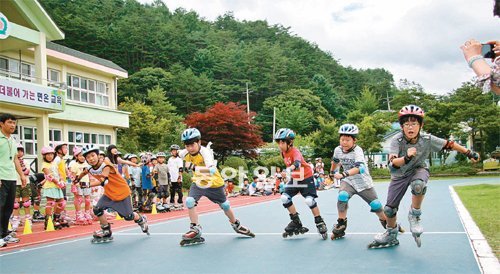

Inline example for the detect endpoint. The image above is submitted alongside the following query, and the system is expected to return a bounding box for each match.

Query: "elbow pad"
[293,160,301,169]
[209,167,216,175]
[354,162,366,174]
[100,177,109,187]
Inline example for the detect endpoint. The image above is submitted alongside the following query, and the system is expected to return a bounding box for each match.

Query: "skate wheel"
[321,233,327,240]
[248,232,255,238]
[282,232,288,238]
[294,231,299,235]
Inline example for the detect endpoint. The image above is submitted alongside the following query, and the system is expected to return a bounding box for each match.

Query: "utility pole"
[246,82,250,115]
[386,89,391,111]
[273,107,276,139]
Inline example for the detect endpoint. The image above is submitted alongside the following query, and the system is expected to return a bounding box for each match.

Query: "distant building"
[0,0,129,170]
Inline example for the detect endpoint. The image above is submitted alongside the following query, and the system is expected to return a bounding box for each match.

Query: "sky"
[144,0,499,95]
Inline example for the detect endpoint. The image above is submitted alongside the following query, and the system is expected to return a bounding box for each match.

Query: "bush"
[429,164,478,175]
[369,168,390,177]
[182,172,192,190]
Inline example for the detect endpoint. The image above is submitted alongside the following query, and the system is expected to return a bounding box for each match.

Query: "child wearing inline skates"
[75,145,149,243]
[69,146,92,225]
[274,128,328,240]
[330,124,402,241]
[10,143,31,232]
[40,146,69,230]
[369,105,479,248]
[178,128,254,246]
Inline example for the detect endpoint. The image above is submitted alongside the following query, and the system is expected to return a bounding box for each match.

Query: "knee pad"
[220,200,231,211]
[185,197,196,209]
[384,205,398,218]
[93,206,104,217]
[84,197,91,207]
[280,193,293,208]
[369,199,382,212]
[148,192,156,199]
[13,202,20,209]
[410,179,427,195]
[23,200,31,208]
[45,200,56,209]
[124,213,135,221]
[74,196,83,206]
[34,196,41,206]
[57,200,66,210]
[304,196,317,209]
[338,191,350,202]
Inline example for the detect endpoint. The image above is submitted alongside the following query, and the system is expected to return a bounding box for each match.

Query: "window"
[15,126,37,155]
[68,130,111,156]
[47,69,61,88]
[67,74,109,107]
[49,129,62,142]
[0,57,7,76]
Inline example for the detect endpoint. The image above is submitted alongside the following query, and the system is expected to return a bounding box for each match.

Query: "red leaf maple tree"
[184,102,264,163]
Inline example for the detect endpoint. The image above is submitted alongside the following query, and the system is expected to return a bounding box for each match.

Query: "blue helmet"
[339,124,359,137]
[274,128,296,141]
[181,128,201,143]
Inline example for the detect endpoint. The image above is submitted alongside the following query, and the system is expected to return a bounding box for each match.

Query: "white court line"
[0,238,89,257]
[0,198,282,257]
[449,185,500,274]
[116,231,466,236]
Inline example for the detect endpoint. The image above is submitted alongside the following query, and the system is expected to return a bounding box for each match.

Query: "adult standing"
[0,113,27,247]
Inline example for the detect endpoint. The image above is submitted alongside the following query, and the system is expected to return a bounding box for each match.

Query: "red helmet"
[398,105,424,119]
[41,146,55,155]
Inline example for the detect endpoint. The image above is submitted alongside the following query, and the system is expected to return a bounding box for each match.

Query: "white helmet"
[338,124,359,137]
[156,152,167,158]
[82,144,100,157]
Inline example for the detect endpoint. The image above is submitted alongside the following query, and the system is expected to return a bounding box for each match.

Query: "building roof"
[46,41,127,74]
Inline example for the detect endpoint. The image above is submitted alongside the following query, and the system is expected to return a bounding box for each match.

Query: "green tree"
[309,117,339,158]
[118,86,184,152]
[448,83,499,158]
[276,102,314,135]
[258,89,332,141]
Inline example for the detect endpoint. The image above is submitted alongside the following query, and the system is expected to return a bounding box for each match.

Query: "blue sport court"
[1,177,497,274]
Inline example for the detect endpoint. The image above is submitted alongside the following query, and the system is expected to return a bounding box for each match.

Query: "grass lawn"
[454,184,500,259]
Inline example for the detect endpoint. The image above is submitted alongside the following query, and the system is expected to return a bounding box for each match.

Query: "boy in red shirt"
[275,128,328,239]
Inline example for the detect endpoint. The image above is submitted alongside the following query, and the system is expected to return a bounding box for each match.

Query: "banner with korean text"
[0,78,65,111]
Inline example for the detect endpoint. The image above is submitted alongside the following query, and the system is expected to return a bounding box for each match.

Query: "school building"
[0,0,129,170]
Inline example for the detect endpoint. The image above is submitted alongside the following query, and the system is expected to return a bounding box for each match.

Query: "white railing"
[0,68,67,90]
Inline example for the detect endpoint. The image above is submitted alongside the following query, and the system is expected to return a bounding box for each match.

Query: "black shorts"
[96,195,134,218]
[283,176,317,199]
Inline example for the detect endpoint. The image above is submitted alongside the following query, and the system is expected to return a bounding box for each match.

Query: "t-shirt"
[332,145,373,192]
[54,155,68,182]
[16,156,30,186]
[249,182,257,195]
[281,147,313,181]
[389,132,447,179]
[315,162,324,173]
[42,161,60,189]
[167,156,183,182]
[141,165,153,190]
[154,163,169,185]
[0,132,18,180]
[129,166,142,187]
[88,161,131,201]
[69,160,90,186]
[180,146,224,188]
